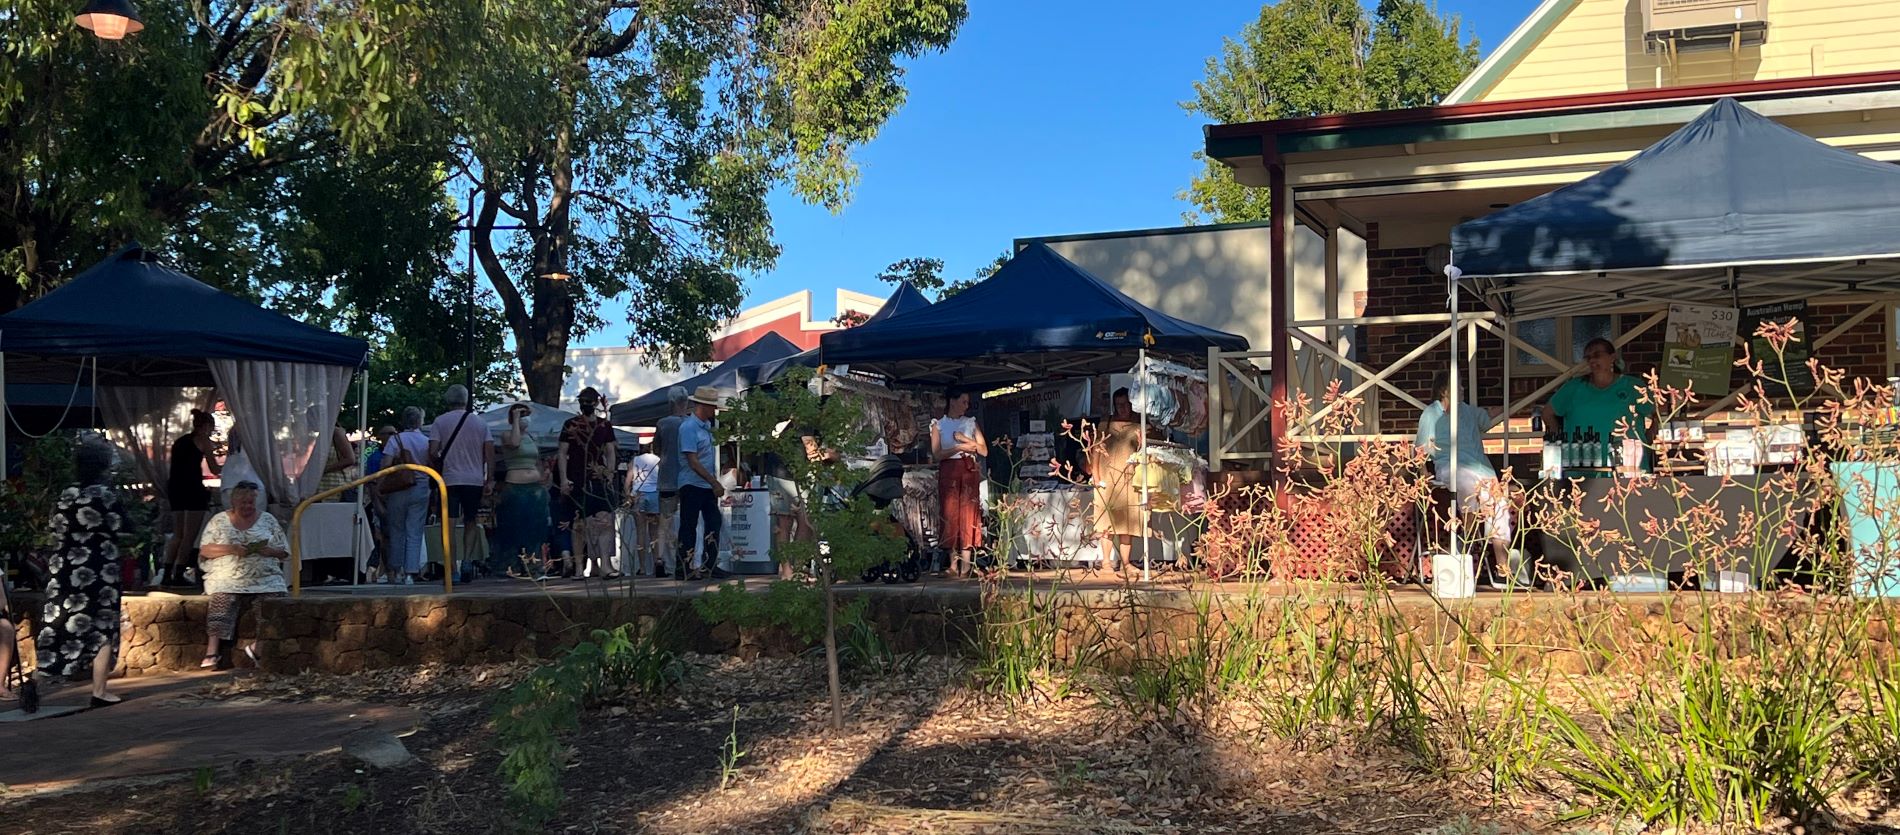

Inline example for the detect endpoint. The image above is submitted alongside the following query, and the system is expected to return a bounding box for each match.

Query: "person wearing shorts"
[624,441,662,575]
[428,385,494,582]
[559,387,619,580]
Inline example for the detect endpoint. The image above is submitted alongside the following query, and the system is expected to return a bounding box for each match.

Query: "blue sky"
[583,0,1541,348]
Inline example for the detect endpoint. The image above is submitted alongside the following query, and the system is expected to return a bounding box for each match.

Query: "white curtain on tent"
[209,360,352,509]
[100,386,216,504]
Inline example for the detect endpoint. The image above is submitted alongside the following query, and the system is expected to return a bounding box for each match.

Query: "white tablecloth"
[1011,486,1101,563]
[297,502,373,571]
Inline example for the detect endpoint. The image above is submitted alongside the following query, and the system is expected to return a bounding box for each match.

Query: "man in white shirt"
[428,385,494,581]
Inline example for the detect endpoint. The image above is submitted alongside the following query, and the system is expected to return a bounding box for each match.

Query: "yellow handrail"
[289,464,453,597]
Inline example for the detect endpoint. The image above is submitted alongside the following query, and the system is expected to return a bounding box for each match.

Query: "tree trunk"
[822,554,844,730]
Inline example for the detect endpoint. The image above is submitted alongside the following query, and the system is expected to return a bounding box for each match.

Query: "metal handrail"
[289,464,453,597]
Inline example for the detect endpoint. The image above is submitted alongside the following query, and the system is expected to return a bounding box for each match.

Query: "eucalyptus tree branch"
[470,184,534,339]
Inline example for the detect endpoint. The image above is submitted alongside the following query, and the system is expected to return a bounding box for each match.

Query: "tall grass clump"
[955,321,1900,828]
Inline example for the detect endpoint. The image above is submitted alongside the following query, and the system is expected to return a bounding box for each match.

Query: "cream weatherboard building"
[1203,0,1900,468]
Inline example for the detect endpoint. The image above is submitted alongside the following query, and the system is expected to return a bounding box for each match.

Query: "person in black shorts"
[162,409,221,588]
[428,385,495,582]
[558,388,619,579]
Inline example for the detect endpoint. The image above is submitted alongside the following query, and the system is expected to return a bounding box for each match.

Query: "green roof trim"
[1274,101,1722,154]
[1444,0,1584,105]
[1205,134,1266,161]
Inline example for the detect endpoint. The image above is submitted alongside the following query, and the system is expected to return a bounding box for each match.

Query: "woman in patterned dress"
[36,442,127,707]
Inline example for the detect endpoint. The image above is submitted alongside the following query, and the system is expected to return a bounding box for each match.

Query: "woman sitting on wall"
[196,480,289,669]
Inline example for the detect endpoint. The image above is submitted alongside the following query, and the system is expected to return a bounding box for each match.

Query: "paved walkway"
[0,672,420,791]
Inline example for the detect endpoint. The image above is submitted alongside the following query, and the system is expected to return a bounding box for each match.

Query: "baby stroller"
[849,456,926,584]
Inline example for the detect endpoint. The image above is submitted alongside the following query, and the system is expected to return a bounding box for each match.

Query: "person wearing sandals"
[495,403,551,579]
[160,409,221,588]
[196,481,289,669]
[931,388,988,578]
[35,442,127,707]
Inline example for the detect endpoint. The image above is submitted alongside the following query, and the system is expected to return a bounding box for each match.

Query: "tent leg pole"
[1140,348,1150,584]
[356,371,369,587]
[1,351,8,479]
[1447,276,1462,578]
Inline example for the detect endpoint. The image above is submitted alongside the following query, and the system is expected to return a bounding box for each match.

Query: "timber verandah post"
[1267,158,1292,488]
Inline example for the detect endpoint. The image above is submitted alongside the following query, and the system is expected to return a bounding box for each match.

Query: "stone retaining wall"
[113,590,981,676]
[58,589,1900,679]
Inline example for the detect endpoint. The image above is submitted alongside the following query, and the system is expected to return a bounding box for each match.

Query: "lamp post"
[74,0,144,39]
[455,187,569,407]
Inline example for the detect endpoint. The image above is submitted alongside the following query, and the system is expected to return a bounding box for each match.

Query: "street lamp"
[455,187,571,403]
[74,0,144,40]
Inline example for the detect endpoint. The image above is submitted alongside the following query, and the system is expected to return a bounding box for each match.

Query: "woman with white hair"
[196,480,289,668]
[378,406,432,584]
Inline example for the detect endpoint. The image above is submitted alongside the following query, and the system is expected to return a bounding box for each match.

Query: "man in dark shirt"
[557,388,619,579]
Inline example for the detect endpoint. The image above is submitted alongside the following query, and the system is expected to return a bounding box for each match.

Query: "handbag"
[377,434,419,495]
[7,612,36,714]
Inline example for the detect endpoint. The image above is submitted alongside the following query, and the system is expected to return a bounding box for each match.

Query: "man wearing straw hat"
[676,385,728,580]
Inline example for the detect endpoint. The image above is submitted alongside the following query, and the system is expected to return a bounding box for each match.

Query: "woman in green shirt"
[1542,338,1656,469]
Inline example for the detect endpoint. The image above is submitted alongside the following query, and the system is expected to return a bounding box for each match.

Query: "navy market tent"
[819,243,1248,387]
[750,280,934,387]
[1451,98,1900,320]
[609,331,803,427]
[0,243,371,501]
[0,243,370,386]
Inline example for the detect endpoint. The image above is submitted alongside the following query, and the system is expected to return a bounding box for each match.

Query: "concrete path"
[0,672,421,791]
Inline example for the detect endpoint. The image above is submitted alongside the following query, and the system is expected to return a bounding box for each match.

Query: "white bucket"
[1431,554,1476,599]
[1715,570,1753,594]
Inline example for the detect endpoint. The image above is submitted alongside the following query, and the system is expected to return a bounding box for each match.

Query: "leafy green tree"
[0,0,483,309]
[1181,0,1478,224]
[710,366,907,728]
[444,1,968,404]
[0,2,517,418]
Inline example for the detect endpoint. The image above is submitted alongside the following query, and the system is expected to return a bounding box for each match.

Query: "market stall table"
[1011,484,1100,564]
[1530,474,1811,587]
[297,501,373,579]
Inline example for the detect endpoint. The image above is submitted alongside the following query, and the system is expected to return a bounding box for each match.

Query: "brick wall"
[1350,223,1893,436]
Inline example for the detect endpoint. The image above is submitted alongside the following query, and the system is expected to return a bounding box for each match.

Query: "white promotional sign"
[720,488,773,571]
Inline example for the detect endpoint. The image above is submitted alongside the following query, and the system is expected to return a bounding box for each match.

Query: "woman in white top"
[623,441,662,576]
[1414,370,1520,589]
[930,388,988,577]
[196,481,290,668]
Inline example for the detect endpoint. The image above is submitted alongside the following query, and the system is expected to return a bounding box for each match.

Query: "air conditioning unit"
[1644,0,1770,51]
